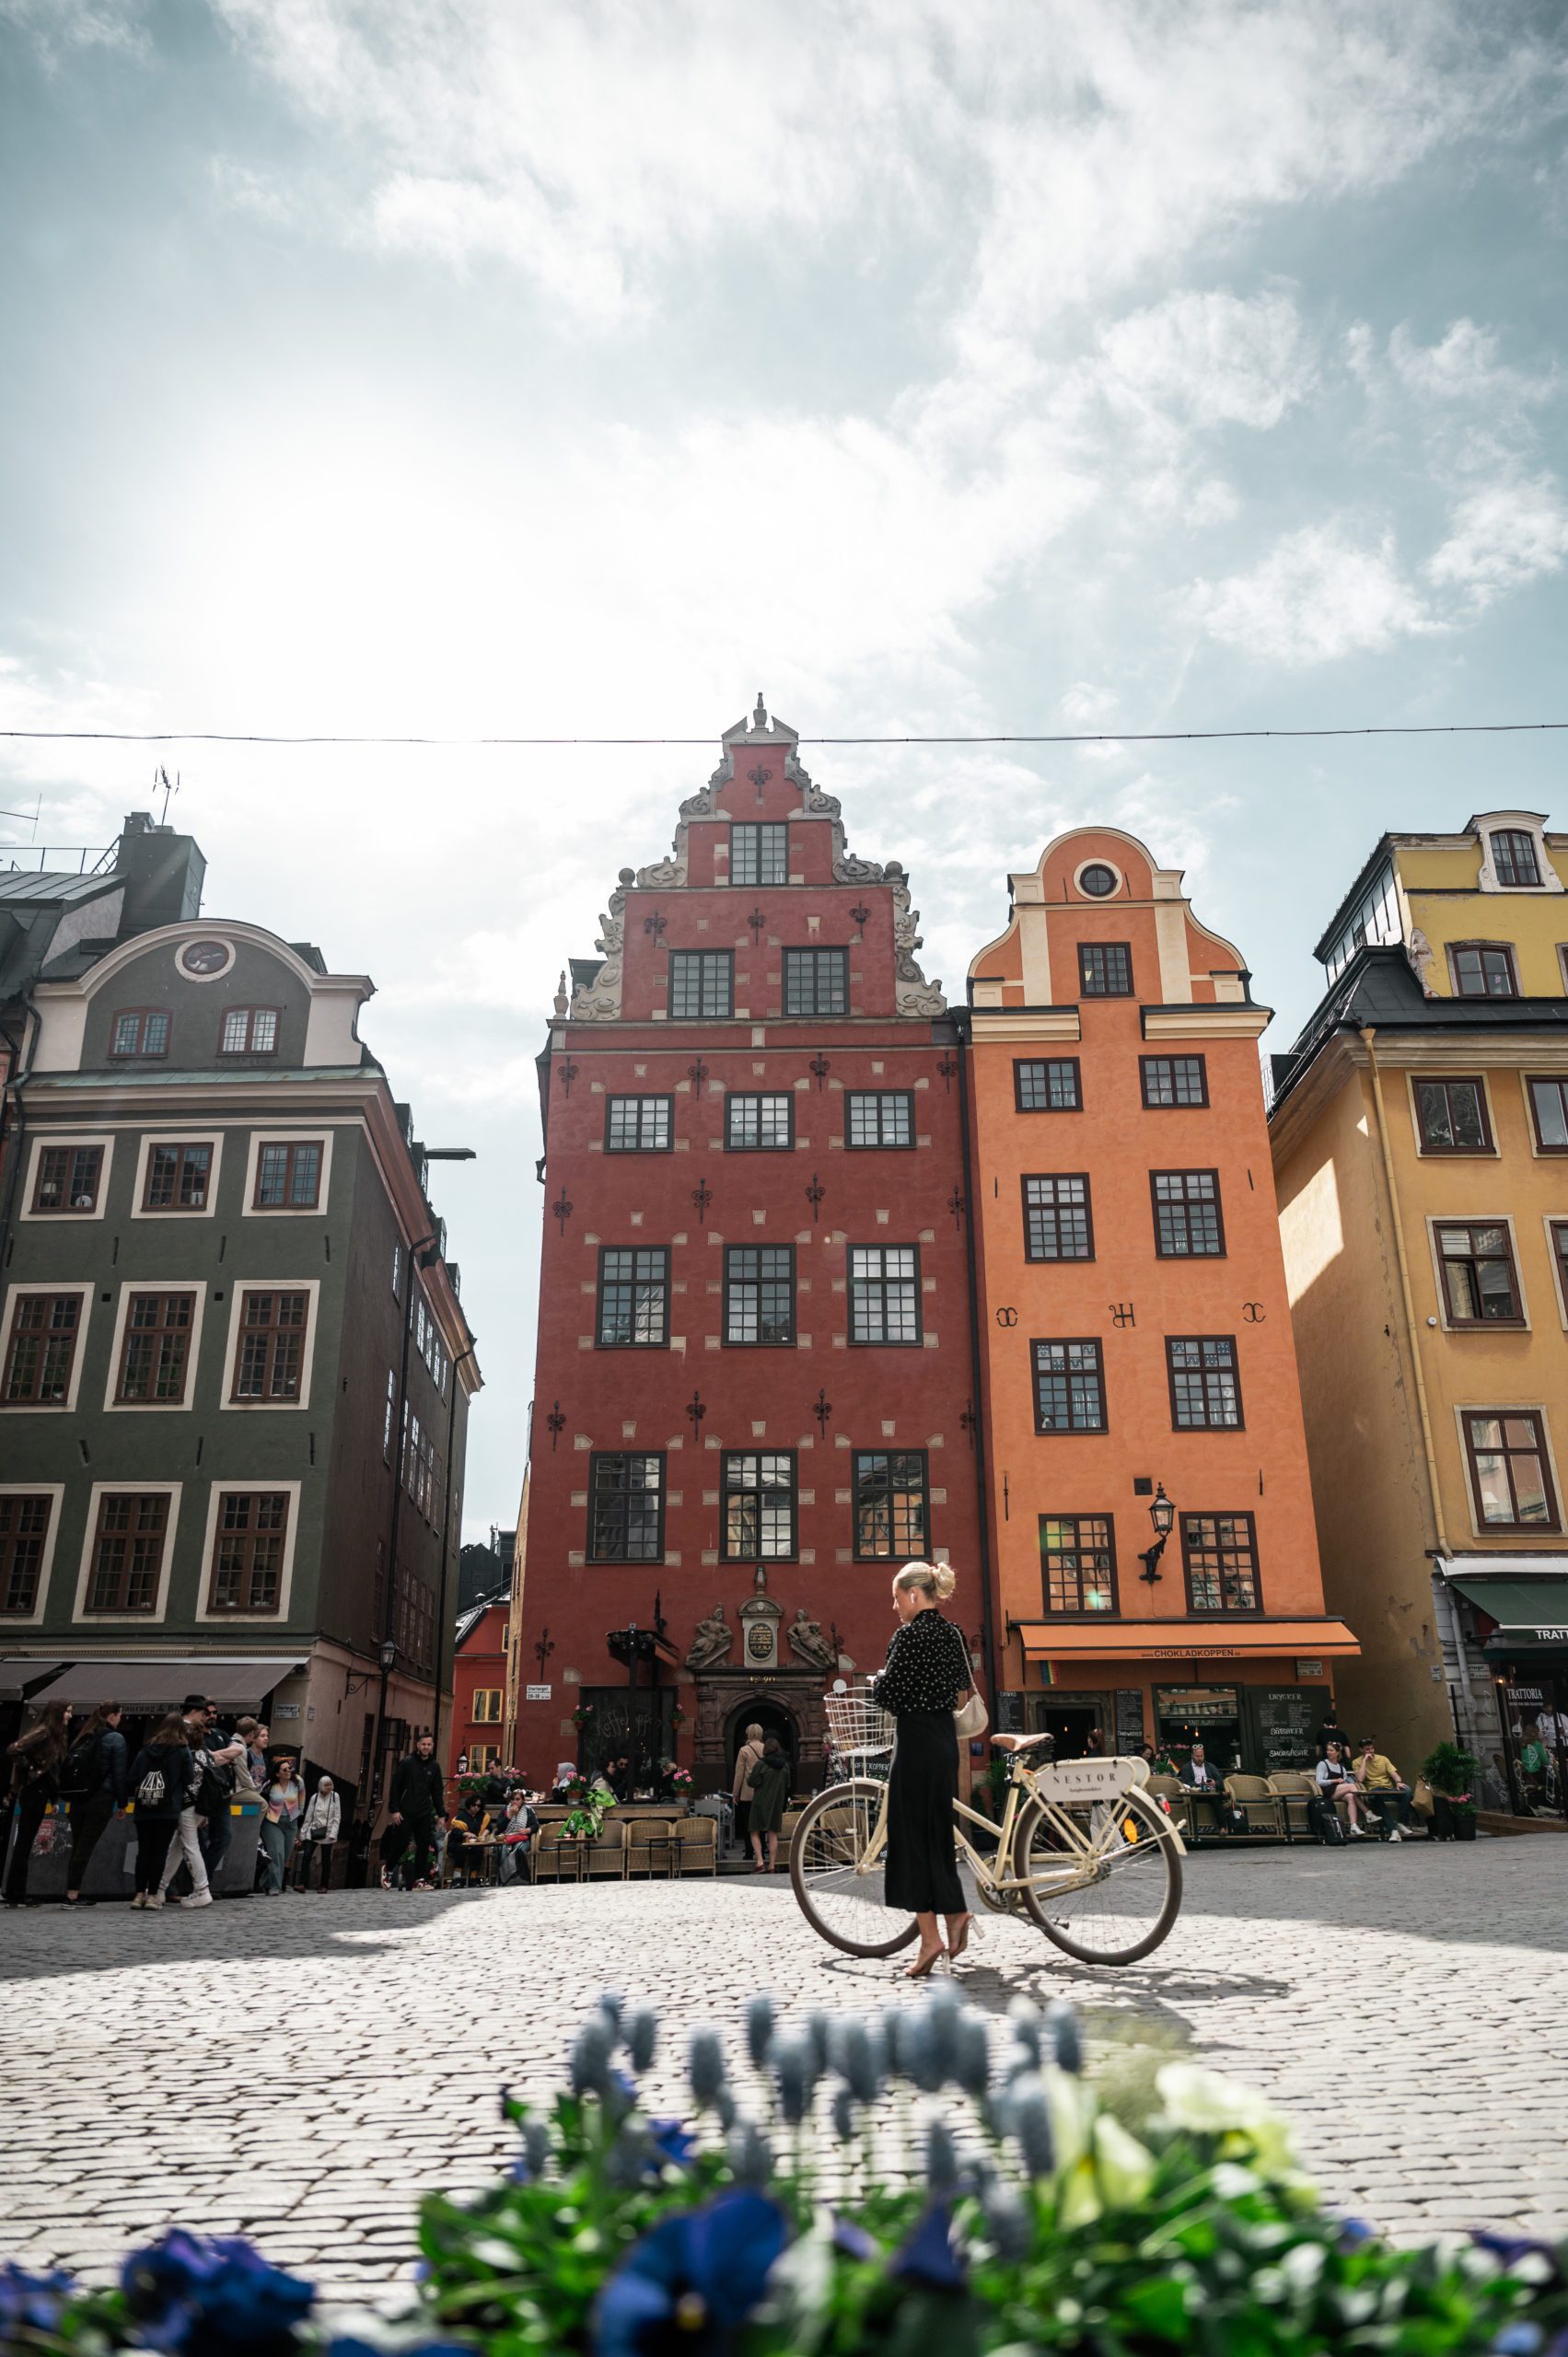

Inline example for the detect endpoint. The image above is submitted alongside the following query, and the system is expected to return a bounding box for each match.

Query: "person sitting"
[1179,1742,1225,1832]
[550,1760,577,1802]
[1313,1740,1372,1838]
[445,1792,489,1886]
[1354,1738,1413,1840]
[498,1789,539,1883]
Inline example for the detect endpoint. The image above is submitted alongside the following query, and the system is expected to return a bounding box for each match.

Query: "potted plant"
[1422,1738,1481,1840]
[571,1702,593,1732]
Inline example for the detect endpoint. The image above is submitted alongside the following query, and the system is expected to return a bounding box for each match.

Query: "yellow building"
[1270,811,1568,1821]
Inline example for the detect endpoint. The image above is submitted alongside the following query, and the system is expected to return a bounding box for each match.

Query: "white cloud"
[1186,520,1434,666]
[1098,291,1314,431]
[1426,476,1568,609]
[1386,318,1556,408]
[0,0,147,64]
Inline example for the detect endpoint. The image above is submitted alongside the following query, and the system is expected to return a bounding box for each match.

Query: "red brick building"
[514,700,985,1794]
[448,1592,509,1778]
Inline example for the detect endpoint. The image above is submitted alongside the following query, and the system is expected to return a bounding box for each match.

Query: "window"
[669,951,733,1019]
[1022,1175,1093,1261]
[31,1145,103,1213]
[87,1492,168,1612]
[1451,943,1517,999]
[0,1495,51,1616]
[726,1093,794,1150]
[144,1143,213,1211]
[383,1367,396,1460]
[598,1247,670,1346]
[1141,1055,1208,1109]
[254,1141,323,1209]
[1152,1170,1225,1258]
[1553,1221,1568,1314]
[207,1492,289,1613]
[115,1292,196,1404]
[1181,1513,1260,1612]
[1039,1515,1117,1614]
[219,1005,280,1055]
[725,1245,796,1345]
[1014,1060,1081,1113]
[1463,1411,1559,1530]
[110,1009,169,1059]
[392,1243,402,1298]
[3,1294,82,1406]
[848,1244,921,1343]
[1434,1223,1523,1326]
[721,1451,797,1559]
[853,1450,928,1560]
[1078,943,1132,997]
[1323,858,1401,983]
[783,947,849,1016]
[1414,1076,1492,1155]
[606,1096,673,1152]
[846,1091,914,1147]
[587,1453,665,1562]
[1527,1077,1568,1153]
[1492,829,1542,888]
[1167,1337,1243,1430]
[470,1689,504,1724]
[231,1290,309,1401]
[729,823,788,886]
[1078,862,1119,898]
[1031,1340,1106,1434]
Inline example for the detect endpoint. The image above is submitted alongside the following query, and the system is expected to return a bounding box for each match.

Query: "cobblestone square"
[1,1840,1562,2298]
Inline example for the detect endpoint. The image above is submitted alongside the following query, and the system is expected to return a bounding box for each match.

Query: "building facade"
[0,812,480,1817]
[450,1591,510,1777]
[514,701,984,1794]
[966,826,1354,1774]
[1271,810,1568,1816]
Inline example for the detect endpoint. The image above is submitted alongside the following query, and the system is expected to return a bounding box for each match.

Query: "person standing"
[128,1713,196,1907]
[157,1699,231,1910]
[732,1724,765,1858]
[4,1701,74,1908]
[260,1756,306,1893]
[385,1734,446,1891]
[872,1561,974,1979]
[295,1775,341,1890]
[62,1704,128,1904]
[745,1734,791,1875]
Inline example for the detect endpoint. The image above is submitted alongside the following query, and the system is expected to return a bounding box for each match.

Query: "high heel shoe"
[902,1945,947,1980]
[947,1915,976,1961]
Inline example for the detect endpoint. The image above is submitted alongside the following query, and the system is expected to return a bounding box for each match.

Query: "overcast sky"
[3,1,1567,1542]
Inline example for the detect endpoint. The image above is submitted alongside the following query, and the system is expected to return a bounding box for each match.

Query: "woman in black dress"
[871,1562,973,1977]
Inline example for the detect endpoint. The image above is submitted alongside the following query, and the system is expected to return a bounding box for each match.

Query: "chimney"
[113,812,206,938]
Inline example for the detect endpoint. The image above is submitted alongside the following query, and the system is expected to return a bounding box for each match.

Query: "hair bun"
[931,1562,958,1600]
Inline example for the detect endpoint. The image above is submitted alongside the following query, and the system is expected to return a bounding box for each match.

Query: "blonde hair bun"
[893,1560,958,1602]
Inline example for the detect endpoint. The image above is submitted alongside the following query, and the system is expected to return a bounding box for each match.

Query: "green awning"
[1446,1574,1568,1647]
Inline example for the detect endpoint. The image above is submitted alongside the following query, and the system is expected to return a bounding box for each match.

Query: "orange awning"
[1016,1618,1360,1664]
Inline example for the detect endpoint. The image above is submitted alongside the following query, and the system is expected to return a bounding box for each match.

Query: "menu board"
[994,1689,1025,1734]
[1249,1686,1317,1772]
[1115,1689,1145,1753]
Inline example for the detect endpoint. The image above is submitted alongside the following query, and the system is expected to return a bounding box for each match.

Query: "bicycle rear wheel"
[789,1780,918,1958]
[1016,1784,1182,1964]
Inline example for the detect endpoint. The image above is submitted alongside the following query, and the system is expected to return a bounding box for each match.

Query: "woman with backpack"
[4,1700,74,1908]
[128,1713,197,1908]
[62,1703,128,1904]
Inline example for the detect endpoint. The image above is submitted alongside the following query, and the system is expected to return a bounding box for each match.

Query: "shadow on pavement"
[0,1887,482,1983]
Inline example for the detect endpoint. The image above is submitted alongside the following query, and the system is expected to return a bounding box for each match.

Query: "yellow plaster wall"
[1394,836,1568,999]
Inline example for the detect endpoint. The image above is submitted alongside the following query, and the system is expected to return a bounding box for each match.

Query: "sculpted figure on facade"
[786,1606,838,1672]
[684,1601,735,1674]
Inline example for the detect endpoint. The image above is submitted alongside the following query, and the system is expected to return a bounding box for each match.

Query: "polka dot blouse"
[871,1608,970,1716]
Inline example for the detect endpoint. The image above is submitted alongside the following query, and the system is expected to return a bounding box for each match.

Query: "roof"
[0,869,118,911]
[1269,945,1568,1114]
[455,1585,512,1649]
[1312,838,1395,962]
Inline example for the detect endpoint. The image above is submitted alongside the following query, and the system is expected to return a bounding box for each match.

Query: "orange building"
[964,827,1357,1772]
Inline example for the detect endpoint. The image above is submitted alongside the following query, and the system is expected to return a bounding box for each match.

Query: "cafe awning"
[1015,1618,1360,1664]
[0,1660,64,1701]
[28,1657,305,1709]
[1441,1563,1568,1650]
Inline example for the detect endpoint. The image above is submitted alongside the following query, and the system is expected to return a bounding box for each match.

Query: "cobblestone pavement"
[1,1840,1563,2296]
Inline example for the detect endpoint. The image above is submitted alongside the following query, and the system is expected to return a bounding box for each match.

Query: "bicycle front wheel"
[1016,1784,1182,1964]
[789,1780,918,1958]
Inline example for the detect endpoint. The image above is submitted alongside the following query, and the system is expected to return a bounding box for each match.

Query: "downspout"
[435,1345,478,1770]
[954,1015,999,1705]
[1360,1028,1468,1742]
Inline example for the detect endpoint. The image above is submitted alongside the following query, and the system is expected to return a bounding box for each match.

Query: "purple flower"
[0,2261,73,2340]
[592,2191,788,2357]
[1336,2217,1377,2249]
[889,2204,966,2293]
[1472,2232,1564,2285]
[122,2231,314,2353]
[830,2216,877,2262]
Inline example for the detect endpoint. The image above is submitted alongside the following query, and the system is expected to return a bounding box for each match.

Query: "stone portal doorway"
[725,1695,800,1794]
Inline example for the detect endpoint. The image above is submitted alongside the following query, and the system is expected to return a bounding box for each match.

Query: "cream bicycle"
[791,1686,1184,1967]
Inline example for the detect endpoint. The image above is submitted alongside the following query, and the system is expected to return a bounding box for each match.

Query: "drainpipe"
[435,1345,478,1768]
[954,1016,999,1705]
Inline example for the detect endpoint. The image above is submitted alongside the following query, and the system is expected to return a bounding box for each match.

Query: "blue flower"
[122,2232,314,2353]
[624,2006,659,2073]
[1473,2232,1564,2285]
[647,2117,698,2170]
[688,2027,728,2109]
[743,1993,775,2072]
[0,2261,73,2339]
[592,2191,788,2357]
[324,2341,476,2356]
[1336,2217,1377,2249]
[889,2204,966,2293]
[1489,2326,1543,2356]
[831,2216,877,2262]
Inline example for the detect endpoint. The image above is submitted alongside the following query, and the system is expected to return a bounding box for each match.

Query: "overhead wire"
[1,720,1566,749]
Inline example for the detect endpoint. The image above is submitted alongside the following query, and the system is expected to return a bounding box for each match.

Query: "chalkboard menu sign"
[1249,1686,1317,1772]
[1115,1688,1145,1754]
[995,1690,1025,1734]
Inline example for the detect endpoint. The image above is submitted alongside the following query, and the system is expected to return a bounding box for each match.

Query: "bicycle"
[790,1686,1184,1968]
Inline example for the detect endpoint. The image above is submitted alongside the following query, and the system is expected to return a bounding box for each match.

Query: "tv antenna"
[0,795,41,837]
[156,765,179,825]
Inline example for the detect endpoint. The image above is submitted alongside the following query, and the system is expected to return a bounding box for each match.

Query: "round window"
[179,938,231,976]
[1078,863,1119,899]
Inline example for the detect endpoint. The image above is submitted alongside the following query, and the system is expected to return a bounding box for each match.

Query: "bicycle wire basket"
[823,1683,896,1759]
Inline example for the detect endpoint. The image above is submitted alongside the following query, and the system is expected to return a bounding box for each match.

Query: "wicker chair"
[587,1818,627,1879]
[674,1817,718,1876]
[1146,1774,1193,1838]
[1267,1771,1317,1841]
[624,1815,680,1878]
[1224,1774,1288,1840]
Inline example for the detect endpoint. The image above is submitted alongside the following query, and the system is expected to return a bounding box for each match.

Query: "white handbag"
[954,1690,989,1740]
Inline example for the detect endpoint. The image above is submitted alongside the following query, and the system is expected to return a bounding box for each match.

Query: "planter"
[1452,1806,1479,1840]
[1431,1794,1479,1840]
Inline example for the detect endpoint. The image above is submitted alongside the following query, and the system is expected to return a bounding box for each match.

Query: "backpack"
[194,1755,231,1823]
[56,1732,103,1802]
[1307,1792,1346,1844]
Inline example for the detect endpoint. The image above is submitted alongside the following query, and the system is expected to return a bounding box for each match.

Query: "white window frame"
[219,1277,322,1413]
[195,1477,303,1623]
[0,1481,65,1627]
[71,1480,182,1624]
[130,1131,225,1221]
[1474,812,1563,897]
[101,1280,210,1413]
[0,1283,94,1413]
[240,1128,334,1217]
[18,1134,114,1223]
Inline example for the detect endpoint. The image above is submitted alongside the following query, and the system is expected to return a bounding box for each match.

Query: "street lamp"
[1138,1483,1175,1585]
[379,1638,397,1674]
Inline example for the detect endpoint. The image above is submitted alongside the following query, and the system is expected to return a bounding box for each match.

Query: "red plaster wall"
[448,1601,509,1777]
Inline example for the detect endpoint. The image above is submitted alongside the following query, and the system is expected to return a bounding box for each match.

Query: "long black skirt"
[885,1710,965,1915]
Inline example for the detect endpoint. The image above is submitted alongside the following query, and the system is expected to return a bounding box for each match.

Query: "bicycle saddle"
[991,1733,1053,1753]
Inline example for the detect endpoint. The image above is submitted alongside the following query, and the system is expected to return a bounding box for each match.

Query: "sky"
[2,0,1567,1544]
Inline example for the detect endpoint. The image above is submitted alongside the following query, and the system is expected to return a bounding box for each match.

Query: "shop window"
[1180,1514,1260,1612]
[1031,1340,1106,1434]
[1140,1055,1208,1109]
[1015,1060,1081,1112]
[721,1451,797,1560]
[597,1248,669,1347]
[587,1453,665,1562]
[1022,1175,1093,1261]
[1413,1075,1492,1155]
[1039,1515,1117,1614]
[1434,1222,1523,1326]
[31,1144,103,1213]
[605,1096,673,1152]
[1463,1410,1559,1531]
[852,1451,928,1561]
[1151,1170,1225,1258]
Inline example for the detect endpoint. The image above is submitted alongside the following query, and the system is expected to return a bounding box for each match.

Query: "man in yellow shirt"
[1355,1738,1412,1840]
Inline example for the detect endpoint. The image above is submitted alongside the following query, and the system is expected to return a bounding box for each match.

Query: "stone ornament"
[684,1601,734,1673]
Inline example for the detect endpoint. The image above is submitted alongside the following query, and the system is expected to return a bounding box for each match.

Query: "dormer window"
[110,1009,170,1060]
[220,1006,280,1056]
[1492,829,1542,888]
